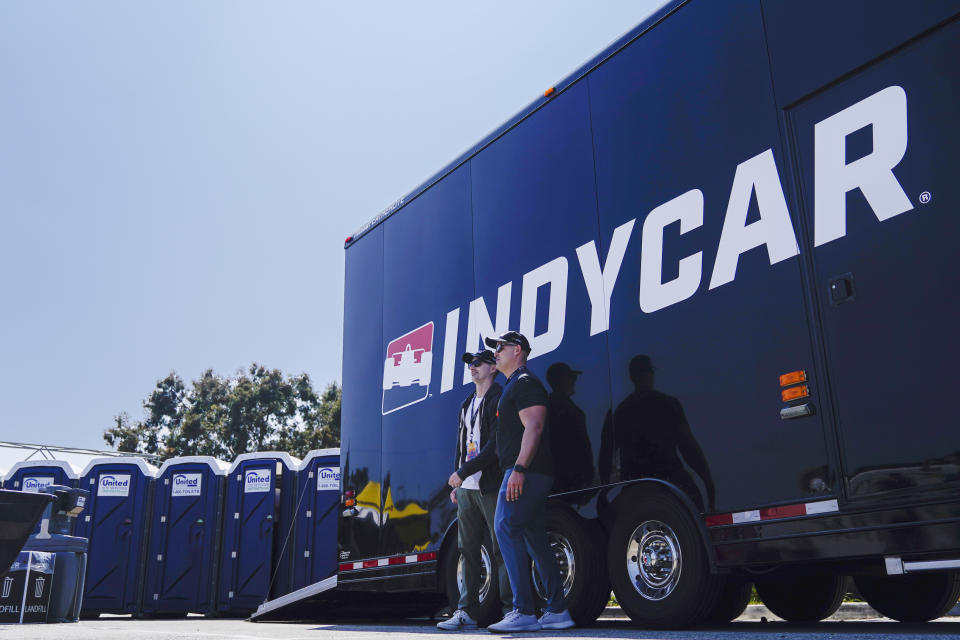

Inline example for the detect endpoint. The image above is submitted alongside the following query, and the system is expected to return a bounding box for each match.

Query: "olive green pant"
[457,487,512,617]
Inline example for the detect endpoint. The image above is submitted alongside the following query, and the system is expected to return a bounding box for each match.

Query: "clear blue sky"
[0,1,664,458]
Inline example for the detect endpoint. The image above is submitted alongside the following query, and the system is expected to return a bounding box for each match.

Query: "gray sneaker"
[538,609,575,630]
[437,609,478,630]
[487,609,541,633]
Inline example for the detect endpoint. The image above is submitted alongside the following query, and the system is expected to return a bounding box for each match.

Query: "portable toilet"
[291,448,340,590]
[3,461,80,534]
[215,452,299,616]
[141,456,228,616]
[74,457,157,616]
[3,460,80,492]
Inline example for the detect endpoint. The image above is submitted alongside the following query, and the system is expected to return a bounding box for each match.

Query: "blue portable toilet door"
[221,460,277,610]
[154,467,217,611]
[293,451,340,590]
[79,461,154,613]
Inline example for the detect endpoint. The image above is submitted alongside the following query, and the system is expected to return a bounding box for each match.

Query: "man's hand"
[448,471,463,489]
[450,489,457,504]
[506,470,524,501]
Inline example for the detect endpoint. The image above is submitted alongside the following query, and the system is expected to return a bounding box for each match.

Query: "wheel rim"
[626,519,682,601]
[533,531,576,599]
[457,544,492,601]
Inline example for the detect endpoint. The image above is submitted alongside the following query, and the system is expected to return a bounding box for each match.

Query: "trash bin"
[2,462,80,535]
[0,489,53,581]
[10,484,91,624]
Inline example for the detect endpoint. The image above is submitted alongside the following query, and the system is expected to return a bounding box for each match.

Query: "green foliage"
[103,365,340,461]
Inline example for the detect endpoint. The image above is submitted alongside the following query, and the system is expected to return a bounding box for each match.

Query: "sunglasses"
[468,359,490,367]
[494,342,519,353]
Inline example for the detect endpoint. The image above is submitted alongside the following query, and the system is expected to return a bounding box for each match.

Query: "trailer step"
[885,557,960,575]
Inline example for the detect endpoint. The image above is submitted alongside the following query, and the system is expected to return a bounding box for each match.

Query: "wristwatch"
[513,464,527,473]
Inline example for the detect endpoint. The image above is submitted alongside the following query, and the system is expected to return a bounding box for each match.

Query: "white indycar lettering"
[640,189,704,312]
[709,149,799,290]
[399,86,914,402]
[577,218,634,335]
[462,282,511,385]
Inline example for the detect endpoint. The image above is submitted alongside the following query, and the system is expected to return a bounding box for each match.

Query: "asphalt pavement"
[3,607,960,640]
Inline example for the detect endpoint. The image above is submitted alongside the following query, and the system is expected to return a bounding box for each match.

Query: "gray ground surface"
[2,609,960,640]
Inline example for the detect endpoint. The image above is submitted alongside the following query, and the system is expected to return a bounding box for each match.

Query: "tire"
[532,509,610,626]
[607,491,722,629]
[705,579,753,623]
[854,571,960,622]
[441,531,502,627]
[755,575,846,622]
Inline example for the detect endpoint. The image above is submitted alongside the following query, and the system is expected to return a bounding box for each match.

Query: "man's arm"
[514,405,546,467]
[449,432,498,487]
[505,404,546,501]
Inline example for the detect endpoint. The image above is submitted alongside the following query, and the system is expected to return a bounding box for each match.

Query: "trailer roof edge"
[343,0,684,248]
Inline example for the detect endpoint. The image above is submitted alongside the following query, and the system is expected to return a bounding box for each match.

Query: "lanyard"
[468,395,483,441]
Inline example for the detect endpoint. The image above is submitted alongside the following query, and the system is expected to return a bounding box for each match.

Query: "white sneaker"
[487,609,541,633]
[437,609,478,630]
[538,609,575,630]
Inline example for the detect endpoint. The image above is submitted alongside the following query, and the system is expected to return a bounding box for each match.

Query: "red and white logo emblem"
[382,322,434,415]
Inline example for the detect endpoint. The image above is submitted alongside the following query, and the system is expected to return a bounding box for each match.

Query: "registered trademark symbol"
[919,191,932,204]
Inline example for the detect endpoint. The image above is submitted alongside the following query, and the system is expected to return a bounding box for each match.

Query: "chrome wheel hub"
[533,531,576,599]
[457,544,492,601]
[626,520,681,601]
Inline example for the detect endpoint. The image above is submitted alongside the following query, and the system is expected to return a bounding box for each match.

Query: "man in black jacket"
[440,349,512,630]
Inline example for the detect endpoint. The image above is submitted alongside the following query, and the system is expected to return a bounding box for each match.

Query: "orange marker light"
[544,87,556,98]
[782,385,810,402]
[779,370,807,387]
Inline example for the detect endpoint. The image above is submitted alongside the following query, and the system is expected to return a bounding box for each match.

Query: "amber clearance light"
[782,385,810,402]
[779,370,807,387]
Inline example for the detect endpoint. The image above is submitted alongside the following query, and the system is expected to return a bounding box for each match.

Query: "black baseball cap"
[484,331,531,354]
[461,349,496,365]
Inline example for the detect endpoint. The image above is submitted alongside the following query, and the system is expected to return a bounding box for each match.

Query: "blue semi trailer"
[258,0,960,628]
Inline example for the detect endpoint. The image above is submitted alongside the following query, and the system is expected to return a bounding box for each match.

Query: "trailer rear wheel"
[442,532,502,627]
[607,492,721,629]
[755,575,845,622]
[854,571,960,622]
[532,509,610,626]
[705,579,753,623]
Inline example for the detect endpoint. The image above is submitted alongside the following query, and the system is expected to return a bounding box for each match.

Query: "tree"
[104,365,341,461]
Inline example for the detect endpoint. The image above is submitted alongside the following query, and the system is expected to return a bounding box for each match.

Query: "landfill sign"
[0,551,53,624]
[382,321,434,414]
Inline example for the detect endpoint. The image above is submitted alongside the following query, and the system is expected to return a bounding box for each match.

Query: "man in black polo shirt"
[482,331,574,633]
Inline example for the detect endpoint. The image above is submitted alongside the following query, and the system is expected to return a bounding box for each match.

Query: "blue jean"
[494,469,565,615]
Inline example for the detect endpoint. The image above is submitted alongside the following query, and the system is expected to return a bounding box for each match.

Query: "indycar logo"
[382,322,434,415]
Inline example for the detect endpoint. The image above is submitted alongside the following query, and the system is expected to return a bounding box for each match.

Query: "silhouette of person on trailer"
[599,355,715,510]
[545,362,595,493]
